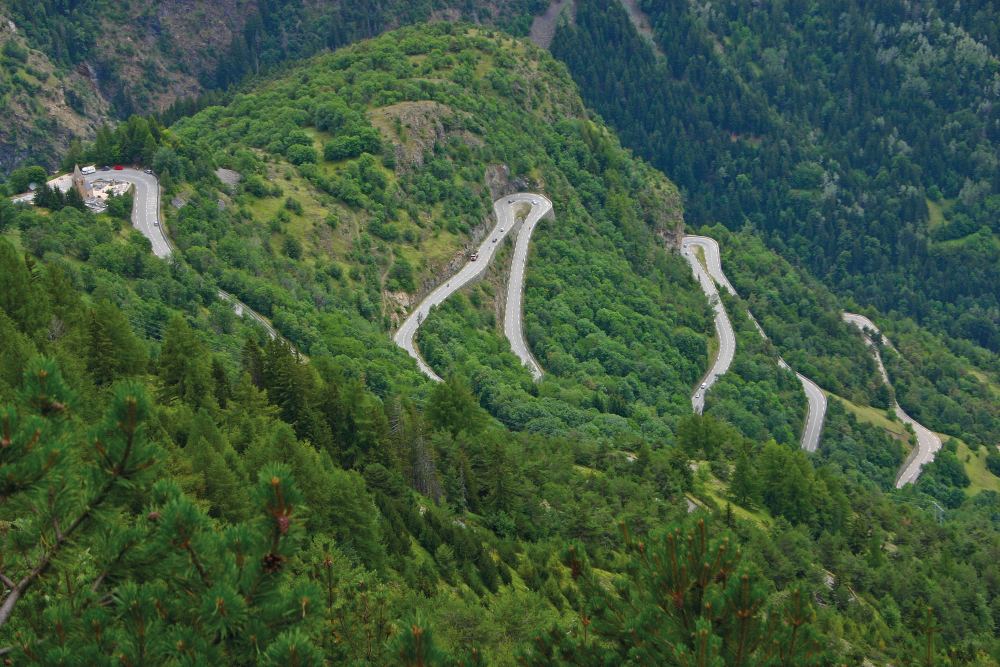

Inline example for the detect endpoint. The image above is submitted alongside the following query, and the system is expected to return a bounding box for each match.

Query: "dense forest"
[1,20,999,666]
[552,0,1000,353]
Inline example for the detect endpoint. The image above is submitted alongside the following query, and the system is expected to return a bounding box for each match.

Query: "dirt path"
[619,0,665,59]
[529,0,574,49]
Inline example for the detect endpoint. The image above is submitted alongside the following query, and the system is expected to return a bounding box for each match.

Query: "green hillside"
[2,23,999,666]
[552,0,1000,354]
[165,24,708,439]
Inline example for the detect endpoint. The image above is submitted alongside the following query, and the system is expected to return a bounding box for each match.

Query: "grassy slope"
[954,439,1000,495]
[830,392,909,440]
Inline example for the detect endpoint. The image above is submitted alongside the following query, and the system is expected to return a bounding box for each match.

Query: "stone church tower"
[72,165,92,199]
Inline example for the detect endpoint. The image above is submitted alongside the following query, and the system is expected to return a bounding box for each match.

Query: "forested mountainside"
[3,0,996,353]
[551,0,1000,354]
[0,0,546,171]
[2,18,1000,667]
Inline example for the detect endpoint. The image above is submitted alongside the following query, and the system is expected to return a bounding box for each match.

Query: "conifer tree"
[1,357,325,663]
[64,185,86,211]
[211,356,232,408]
[0,358,158,632]
[388,613,458,667]
[225,371,280,452]
[730,443,760,508]
[0,199,13,232]
[86,309,117,385]
[522,519,826,666]
[242,337,265,388]
[0,239,49,335]
[159,315,215,409]
[427,375,487,438]
[186,410,250,521]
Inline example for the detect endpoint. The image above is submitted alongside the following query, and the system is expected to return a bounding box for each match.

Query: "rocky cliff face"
[0,0,541,173]
[0,13,109,173]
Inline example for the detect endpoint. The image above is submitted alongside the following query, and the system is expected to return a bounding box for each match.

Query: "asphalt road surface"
[842,313,941,487]
[46,171,923,466]
[394,194,552,381]
[794,371,828,453]
[84,169,171,258]
[681,237,735,414]
[503,195,553,380]
[682,236,827,451]
[217,289,279,341]
[79,169,285,346]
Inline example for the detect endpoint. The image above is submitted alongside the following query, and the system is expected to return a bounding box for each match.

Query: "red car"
[113,165,124,170]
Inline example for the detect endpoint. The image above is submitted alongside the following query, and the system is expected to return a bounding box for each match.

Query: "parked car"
[113,165,124,170]
[492,238,498,243]
[143,168,153,174]
[101,165,110,171]
[499,227,505,232]
[469,252,479,261]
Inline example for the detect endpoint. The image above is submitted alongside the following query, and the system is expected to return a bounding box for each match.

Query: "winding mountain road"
[843,313,941,487]
[681,236,827,452]
[54,171,935,479]
[504,196,552,379]
[394,194,552,382]
[84,169,172,258]
[67,168,281,343]
[681,238,736,414]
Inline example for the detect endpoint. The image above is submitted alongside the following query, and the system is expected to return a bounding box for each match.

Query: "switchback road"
[62,171,928,472]
[394,194,552,382]
[77,169,283,345]
[503,195,552,380]
[681,238,736,415]
[682,236,827,452]
[843,313,941,487]
[83,169,171,258]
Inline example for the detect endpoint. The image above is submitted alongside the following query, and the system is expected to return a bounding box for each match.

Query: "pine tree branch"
[91,539,137,593]
[0,399,141,628]
[185,542,212,588]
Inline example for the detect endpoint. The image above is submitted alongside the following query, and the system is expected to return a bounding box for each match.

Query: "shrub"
[286,144,317,165]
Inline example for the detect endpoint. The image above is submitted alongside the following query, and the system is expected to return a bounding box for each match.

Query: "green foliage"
[703,290,806,446]
[553,0,1000,352]
[6,165,47,194]
[730,443,759,507]
[85,117,165,168]
[523,519,826,666]
[0,238,49,335]
[815,401,905,490]
[105,190,134,221]
[987,449,1000,478]
[159,315,216,409]
[427,375,487,438]
[2,22,998,665]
